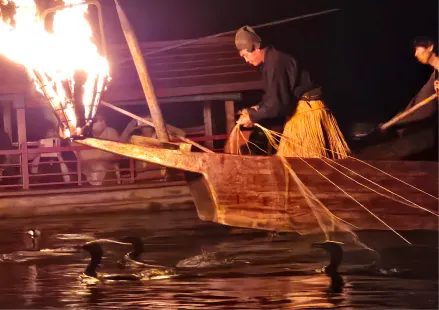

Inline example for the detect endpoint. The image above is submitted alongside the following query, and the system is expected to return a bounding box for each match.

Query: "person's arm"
[120,119,138,142]
[248,58,296,123]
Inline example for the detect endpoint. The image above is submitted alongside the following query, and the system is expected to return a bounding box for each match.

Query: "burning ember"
[0,0,109,138]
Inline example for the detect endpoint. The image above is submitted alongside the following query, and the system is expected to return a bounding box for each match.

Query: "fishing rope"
[262,125,438,200]
[320,159,438,216]
[118,8,341,65]
[84,239,132,246]
[243,126,359,229]
[230,124,415,245]
[228,125,381,256]
[234,125,359,230]
[255,124,439,209]
[258,125,376,245]
[265,127,412,245]
[278,155,377,256]
[258,126,438,216]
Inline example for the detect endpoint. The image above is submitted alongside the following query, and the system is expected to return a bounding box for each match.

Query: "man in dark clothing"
[383,37,438,128]
[407,37,438,120]
[234,25,350,158]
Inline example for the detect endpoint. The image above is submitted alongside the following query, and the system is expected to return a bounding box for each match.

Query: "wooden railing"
[0,134,230,191]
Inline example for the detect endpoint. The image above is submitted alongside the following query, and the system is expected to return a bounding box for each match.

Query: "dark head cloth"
[235,26,262,51]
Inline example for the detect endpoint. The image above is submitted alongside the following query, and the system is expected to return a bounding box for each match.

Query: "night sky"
[96,0,437,127]
[18,0,438,141]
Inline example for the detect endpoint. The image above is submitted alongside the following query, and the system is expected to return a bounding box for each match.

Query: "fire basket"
[38,0,109,139]
[0,0,109,139]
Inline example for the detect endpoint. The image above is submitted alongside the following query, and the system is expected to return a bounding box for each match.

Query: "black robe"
[395,71,437,126]
[248,46,317,123]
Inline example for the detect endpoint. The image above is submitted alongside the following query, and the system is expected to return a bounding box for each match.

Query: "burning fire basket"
[0,0,109,139]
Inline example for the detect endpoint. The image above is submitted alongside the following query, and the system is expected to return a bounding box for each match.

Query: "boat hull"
[78,138,439,233]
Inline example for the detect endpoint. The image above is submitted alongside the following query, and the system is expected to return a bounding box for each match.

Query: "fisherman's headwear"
[235,25,262,52]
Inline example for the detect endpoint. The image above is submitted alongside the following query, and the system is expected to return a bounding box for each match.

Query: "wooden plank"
[102,80,263,102]
[77,138,439,233]
[225,100,235,134]
[101,101,186,137]
[0,182,193,218]
[149,64,251,79]
[130,135,190,151]
[2,102,12,142]
[203,101,213,150]
[115,0,170,142]
[16,107,29,190]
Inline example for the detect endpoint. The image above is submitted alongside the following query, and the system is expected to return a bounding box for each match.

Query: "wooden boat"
[78,137,439,234]
[76,1,437,236]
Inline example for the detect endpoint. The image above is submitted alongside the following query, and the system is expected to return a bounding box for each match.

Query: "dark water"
[0,208,437,309]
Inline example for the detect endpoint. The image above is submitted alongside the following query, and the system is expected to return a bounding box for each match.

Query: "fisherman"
[381,37,439,130]
[120,117,168,180]
[416,36,439,96]
[92,114,120,141]
[76,114,121,185]
[414,36,439,72]
[234,26,350,158]
[407,36,439,115]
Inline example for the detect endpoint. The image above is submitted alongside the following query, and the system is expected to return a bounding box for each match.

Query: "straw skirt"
[277,100,350,158]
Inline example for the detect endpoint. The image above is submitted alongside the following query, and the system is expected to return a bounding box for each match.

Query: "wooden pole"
[16,108,29,190]
[114,0,170,142]
[203,101,214,150]
[101,101,186,137]
[2,102,12,142]
[102,101,213,153]
[380,93,438,131]
[225,100,235,134]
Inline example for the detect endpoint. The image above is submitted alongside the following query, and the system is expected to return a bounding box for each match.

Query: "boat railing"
[0,133,230,192]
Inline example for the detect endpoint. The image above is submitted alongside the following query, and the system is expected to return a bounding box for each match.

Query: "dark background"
[98,0,438,126]
[17,0,438,141]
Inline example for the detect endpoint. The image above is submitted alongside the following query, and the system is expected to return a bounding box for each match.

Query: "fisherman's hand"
[126,118,138,130]
[237,108,248,115]
[434,80,439,93]
[236,113,254,128]
[250,105,260,111]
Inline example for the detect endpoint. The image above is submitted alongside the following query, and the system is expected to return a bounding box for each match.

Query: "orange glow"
[0,0,109,137]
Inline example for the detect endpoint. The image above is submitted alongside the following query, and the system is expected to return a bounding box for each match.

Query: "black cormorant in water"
[80,241,175,284]
[312,241,344,275]
[312,241,345,293]
[118,236,173,270]
[80,242,143,283]
[312,241,438,285]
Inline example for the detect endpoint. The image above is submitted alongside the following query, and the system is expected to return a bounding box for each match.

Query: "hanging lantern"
[0,0,110,139]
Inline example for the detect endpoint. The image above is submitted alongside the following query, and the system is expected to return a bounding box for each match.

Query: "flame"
[0,0,109,137]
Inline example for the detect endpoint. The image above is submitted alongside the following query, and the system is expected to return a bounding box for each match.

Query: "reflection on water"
[0,208,437,309]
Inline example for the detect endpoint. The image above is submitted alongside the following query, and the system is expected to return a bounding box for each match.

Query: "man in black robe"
[383,37,438,128]
[234,26,350,158]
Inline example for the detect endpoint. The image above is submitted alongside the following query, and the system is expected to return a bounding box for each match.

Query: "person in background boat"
[91,114,120,141]
[414,36,439,71]
[410,36,439,110]
[413,36,439,96]
[0,127,13,184]
[76,114,121,185]
[384,37,439,129]
[120,116,167,181]
[120,116,157,143]
[234,26,350,158]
